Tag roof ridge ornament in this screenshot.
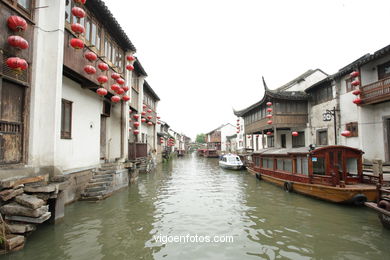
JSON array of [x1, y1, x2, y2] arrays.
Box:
[[262, 76, 269, 91]]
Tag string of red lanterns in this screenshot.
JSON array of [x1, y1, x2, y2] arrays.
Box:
[[6, 16, 29, 74], [350, 70, 362, 105]]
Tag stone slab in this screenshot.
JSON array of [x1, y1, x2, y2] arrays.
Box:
[[7, 223, 36, 234], [24, 183, 58, 193], [15, 194, 45, 209], [0, 176, 46, 189], [0, 188, 24, 202], [0, 203, 48, 218], [5, 212, 51, 224], [5, 235, 25, 251]]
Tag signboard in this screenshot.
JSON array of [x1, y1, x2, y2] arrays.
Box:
[[322, 111, 332, 121]]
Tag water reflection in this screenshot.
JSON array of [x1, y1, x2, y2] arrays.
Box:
[[3, 154, 390, 260]]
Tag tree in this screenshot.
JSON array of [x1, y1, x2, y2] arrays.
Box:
[[195, 133, 206, 143]]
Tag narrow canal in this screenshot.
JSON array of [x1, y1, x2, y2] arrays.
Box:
[[4, 154, 390, 260]]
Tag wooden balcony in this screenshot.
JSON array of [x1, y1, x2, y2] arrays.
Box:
[[128, 143, 147, 161], [360, 77, 390, 105], [245, 114, 307, 134]]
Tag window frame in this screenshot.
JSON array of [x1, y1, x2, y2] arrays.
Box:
[[346, 122, 358, 137], [317, 129, 328, 146], [61, 99, 73, 139]]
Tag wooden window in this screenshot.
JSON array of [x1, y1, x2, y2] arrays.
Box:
[[312, 157, 326, 175], [61, 99, 72, 139], [65, 0, 71, 23], [296, 157, 309, 175], [267, 136, 274, 147], [96, 28, 101, 51], [317, 129, 328, 146], [345, 77, 354, 93], [17, 0, 31, 10], [378, 61, 390, 80], [91, 22, 97, 46], [292, 132, 305, 147], [85, 18, 91, 42], [346, 122, 358, 137]]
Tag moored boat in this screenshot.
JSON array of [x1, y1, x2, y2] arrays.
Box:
[[247, 146, 378, 205], [204, 149, 219, 158], [365, 185, 390, 229], [219, 154, 244, 170]]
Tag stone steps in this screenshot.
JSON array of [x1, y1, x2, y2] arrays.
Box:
[[81, 167, 116, 201]]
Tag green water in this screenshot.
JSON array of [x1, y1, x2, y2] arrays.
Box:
[[3, 155, 390, 260]]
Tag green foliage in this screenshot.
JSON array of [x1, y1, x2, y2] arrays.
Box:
[[196, 133, 206, 143]]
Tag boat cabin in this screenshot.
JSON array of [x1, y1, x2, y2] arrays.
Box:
[[251, 146, 378, 187], [204, 149, 219, 158]]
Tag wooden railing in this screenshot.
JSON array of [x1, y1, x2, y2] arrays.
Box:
[[128, 143, 148, 160], [360, 77, 390, 105]]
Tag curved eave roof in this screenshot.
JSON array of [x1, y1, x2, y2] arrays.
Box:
[[87, 0, 136, 52], [233, 90, 308, 117]]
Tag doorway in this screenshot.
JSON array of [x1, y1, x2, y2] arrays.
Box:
[[281, 134, 286, 148], [100, 115, 107, 160]]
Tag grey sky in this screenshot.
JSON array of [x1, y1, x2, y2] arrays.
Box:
[[104, 0, 390, 139]]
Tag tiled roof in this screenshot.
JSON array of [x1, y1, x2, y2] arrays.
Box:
[[87, 0, 136, 52], [143, 81, 160, 101]]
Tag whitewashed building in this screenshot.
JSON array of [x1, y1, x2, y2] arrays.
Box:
[[205, 124, 237, 152]]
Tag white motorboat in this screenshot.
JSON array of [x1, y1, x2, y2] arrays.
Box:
[[219, 154, 244, 170]]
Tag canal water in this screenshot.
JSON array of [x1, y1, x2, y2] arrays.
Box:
[[3, 154, 390, 260]]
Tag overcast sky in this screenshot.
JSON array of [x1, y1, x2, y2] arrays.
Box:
[[105, 0, 390, 140]]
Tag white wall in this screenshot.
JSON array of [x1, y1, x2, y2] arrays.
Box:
[[308, 99, 337, 146], [286, 70, 328, 92], [221, 124, 236, 151], [57, 77, 101, 171], [106, 102, 122, 160]]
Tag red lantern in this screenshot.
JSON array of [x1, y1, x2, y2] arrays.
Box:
[[292, 131, 299, 137], [117, 78, 125, 85], [133, 114, 140, 119], [133, 130, 140, 135], [341, 130, 351, 137], [143, 104, 147, 109], [267, 120, 272, 125], [141, 118, 146, 123], [352, 89, 361, 95], [111, 73, 120, 80], [84, 65, 96, 74], [74, 0, 87, 4], [70, 38, 84, 49], [116, 88, 125, 95], [148, 122, 153, 126], [111, 95, 121, 103], [248, 136, 251, 139], [96, 88, 107, 96], [256, 135, 259, 138], [126, 65, 134, 71], [18, 59, 28, 71], [266, 102, 272, 107], [147, 116, 153, 120], [85, 51, 97, 62], [97, 75, 108, 84], [236, 131, 240, 134], [350, 71, 359, 78], [122, 86, 129, 92], [8, 36, 28, 49], [353, 98, 362, 105], [141, 111, 146, 116], [157, 121, 161, 124], [351, 80, 360, 87], [111, 84, 120, 92], [266, 114, 272, 119], [157, 116, 161, 119], [6, 57, 27, 71], [267, 132, 272, 136], [7, 16, 27, 32], [18, 38, 29, 49], [126, 55, 135, 61], [237, 119, 240, 122], [267, 108, 273, 113], [237, 127, 240, 129], [133, 122, 140, 128], [71, 7, 86, 18], [71, 23, 85, 34], [122, 95, 130, 101], [98, 63, 109, 71], [147, 109, 152, 113]]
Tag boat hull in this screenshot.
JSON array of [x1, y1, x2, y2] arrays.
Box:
[[247, 167, 377, 204], [365, 201, 390, 229], [219, 162, 243, 170]]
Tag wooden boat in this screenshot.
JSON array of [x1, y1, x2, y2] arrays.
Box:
[[219, 154, 244, 170], [247, 146, 378, 205], [197, 149, 206, 156], [204, 149, 219, 158], [365, 185, 390, 229]]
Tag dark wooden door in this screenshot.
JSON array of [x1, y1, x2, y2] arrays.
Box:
[[100, 115, 106, 159], [386, 119, 390, 162], [281, 134, 286, 148], [0, 80, 24, 164]]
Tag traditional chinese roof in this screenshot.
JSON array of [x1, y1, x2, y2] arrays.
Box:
[[253, 147, 310, 155], [233, 77, 308, 117], [206, 123, 235, 135], [305, 76, 333, 92], [87, 0, 136, 52], [143, 81, 160, 101], [276, 69, 328, 91], [134, 58, 148, 77], [333, 44, 390, 79]]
